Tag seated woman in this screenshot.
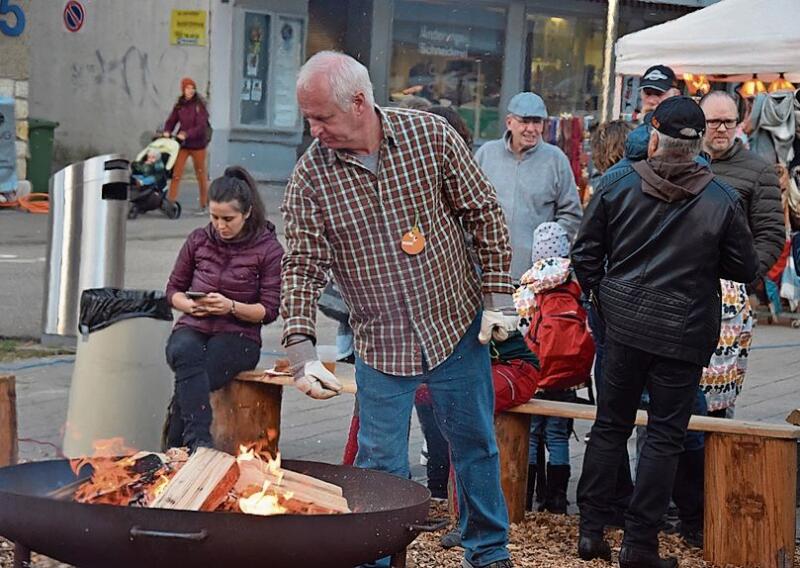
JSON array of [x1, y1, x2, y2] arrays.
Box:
[[164, 165, 284, 450]]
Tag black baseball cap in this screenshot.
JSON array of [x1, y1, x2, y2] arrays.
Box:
[[650, 96, 706, 140], [640, 65, 677, 93]]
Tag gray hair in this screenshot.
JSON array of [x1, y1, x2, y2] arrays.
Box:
[[651, 129, 702, 159], [297, 51, 375, 111]]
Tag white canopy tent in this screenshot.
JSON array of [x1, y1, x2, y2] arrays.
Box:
[[614, 0, 800, 82]]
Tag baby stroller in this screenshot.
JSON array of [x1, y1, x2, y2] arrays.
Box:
[[128, 137, 181, 219]]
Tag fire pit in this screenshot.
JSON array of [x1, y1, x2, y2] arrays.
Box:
[[0, 458, 442, 568]]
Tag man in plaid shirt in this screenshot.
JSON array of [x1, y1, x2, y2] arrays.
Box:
[[281, 51, 516, 568]]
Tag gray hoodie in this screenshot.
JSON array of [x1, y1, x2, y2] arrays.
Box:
[[475, 132, 583, 280]]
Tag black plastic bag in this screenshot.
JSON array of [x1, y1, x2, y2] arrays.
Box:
[[79, 288, 173, 335]]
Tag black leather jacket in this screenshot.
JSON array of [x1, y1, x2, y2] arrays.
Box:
[[572, 160, 759, 366]]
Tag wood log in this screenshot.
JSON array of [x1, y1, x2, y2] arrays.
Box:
[[704, 432, 797, 568], [151, 448, 238, 512], [786, 408, 800, 426], [235, 458, 349, 513], [493, 412, 531, 523], [0, 375, 18, 467], [210, 378, 282, 456]]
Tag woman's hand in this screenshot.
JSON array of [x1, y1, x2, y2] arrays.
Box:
[[196, 292, 234, 316], [162, 131, 171, 139], [177, 131, 187, 141]]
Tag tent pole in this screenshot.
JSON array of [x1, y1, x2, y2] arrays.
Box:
[[600, 0, 621, 122]]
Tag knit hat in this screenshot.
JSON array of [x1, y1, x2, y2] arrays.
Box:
[[531, 222, 570, 262], [180, 77, 197, 92]]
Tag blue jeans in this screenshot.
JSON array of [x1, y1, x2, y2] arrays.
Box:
[[355, 313, 510, 567], [528, 391, 576, 467]]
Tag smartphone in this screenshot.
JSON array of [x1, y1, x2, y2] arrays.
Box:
[[186, 291, 208, 299]]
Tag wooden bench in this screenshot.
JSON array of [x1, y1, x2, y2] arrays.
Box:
[[239, 369, 799, 568], [0, 375, 17, 467]]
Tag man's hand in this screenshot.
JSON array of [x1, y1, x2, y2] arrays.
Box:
[[286, 336, 342, 400], [479, 293, 519, 344]]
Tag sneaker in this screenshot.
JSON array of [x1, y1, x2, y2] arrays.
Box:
[[461, 559, 513, 568], [193, 207, 208, 216]]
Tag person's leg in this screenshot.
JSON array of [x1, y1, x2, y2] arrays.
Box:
[[167, 148, 189, 203], [165, 327, 213, 449], [189, 149, 209, 209], [672, 388, 707, 547], [414, 397, 450, 499], [587, 304, 606, 398], [527, 415, 544, 511], [542, 414, 572, 514], [578, 338, 648, 539], [427, 313, 509, 567], [204, 333, 261, 392], [353, 359, 418, 478], [622, 357, 702, 553]]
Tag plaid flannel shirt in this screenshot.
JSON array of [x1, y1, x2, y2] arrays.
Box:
[[281, 107, 512, 376]]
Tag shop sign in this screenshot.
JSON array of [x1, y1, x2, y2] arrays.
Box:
[[170, 10, 207, 46], [0, 0, 26, 37], [418, 26, 468, 58]]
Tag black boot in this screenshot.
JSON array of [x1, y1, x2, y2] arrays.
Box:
[[577, 535, 612, 561], [543, 464, 570, 514], [618, 545, 678, 568], [525, 464, 537, 511]]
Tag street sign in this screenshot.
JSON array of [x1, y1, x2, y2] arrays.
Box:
[[0, 0, 26, 37], [63, 0, 85, 33]]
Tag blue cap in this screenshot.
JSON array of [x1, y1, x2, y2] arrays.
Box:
[[507, 92, 548, 119]]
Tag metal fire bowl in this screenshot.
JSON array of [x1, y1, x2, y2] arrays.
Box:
[[0, 459, 431, 567]]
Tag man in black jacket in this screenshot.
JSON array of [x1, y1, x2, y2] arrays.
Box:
[[572, 97, 759, 568], [701, 90, 784, 278]]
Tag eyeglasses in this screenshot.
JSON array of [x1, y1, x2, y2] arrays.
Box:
[[511, 115, 544, 125], [706, 119, 738, 130]]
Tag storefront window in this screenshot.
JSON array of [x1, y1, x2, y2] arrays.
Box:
[[390, 1, 506, 141], [240, 12, 271, 126], [524, 14, 604, 117]]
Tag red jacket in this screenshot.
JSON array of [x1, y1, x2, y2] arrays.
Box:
[[164, 96, 209, 150], [165, 224, 284, 345]]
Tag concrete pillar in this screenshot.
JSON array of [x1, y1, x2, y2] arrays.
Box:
[[499, 1, 526, 118], [369, 0, 393, 104]]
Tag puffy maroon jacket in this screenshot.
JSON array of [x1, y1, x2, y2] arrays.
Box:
[[166, 224, 284, 345], [164, 96, 209, 150]]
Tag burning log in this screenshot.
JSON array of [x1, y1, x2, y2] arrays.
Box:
[[151, 448, 239, 512]]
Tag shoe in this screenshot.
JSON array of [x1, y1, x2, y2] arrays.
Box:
[[679, 527, 703, 549], [577, 535, 612, 562], [461, 559, 513, 568], [193, 207, 208, 216], [618, 545, 678, 568], [440, 529, 462, 549]]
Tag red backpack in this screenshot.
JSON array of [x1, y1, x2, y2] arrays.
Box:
[[524, 279, 594, 390]]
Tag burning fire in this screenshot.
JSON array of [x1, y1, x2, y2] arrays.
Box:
[[235, 445, 289, 516]]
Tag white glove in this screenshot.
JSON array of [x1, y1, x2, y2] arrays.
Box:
[[295, 360, 343, 400], [285, 336, 343, 400], [479, 293, 519, 344]]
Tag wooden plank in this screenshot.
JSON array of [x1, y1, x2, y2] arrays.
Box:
[[0, 375, 17, 467], [494, 412, 531, 524], [151, 448, 238, 512], [238, 370, 358, 396], [505, 400, 800, 440], [210, 379, 282, 455], [704, 433, 797, 568]]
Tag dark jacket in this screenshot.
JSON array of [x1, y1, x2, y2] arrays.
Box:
[[571, 159, 759, 366], [166, 224, 284, 345], [164, 96, 209, 150], [708, 139, 784, 278]]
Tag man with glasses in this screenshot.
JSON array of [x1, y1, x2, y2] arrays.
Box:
[[475, 91, 582, 281], [700, 90, 784, 278]]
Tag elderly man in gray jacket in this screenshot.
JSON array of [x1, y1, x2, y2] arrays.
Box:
[[475, 92, 583, 281]]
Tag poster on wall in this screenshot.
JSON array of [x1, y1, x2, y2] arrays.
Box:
[[0, 98, 18, 193], [271, 16, 304, 129], [240, 12, 270, 125], [620, 76, 641, 118], [170, 10, 207, 46]]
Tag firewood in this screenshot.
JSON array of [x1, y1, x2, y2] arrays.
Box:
[[235, 459, 349, 513], [787, 408, 800, 426], [151, 448, 239, 512], [279, 468, 343, 497]]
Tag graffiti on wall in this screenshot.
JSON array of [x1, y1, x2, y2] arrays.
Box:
[[70, 46, 191, 111], [0, 0, 26, 37]]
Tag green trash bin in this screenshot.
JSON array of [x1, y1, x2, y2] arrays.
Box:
[[27, 118, 59, 194]]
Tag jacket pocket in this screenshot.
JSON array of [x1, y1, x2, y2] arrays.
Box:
[[599, 278, 690, 344]]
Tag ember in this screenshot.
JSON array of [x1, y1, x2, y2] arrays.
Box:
[[66, 440, 349, 516]]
